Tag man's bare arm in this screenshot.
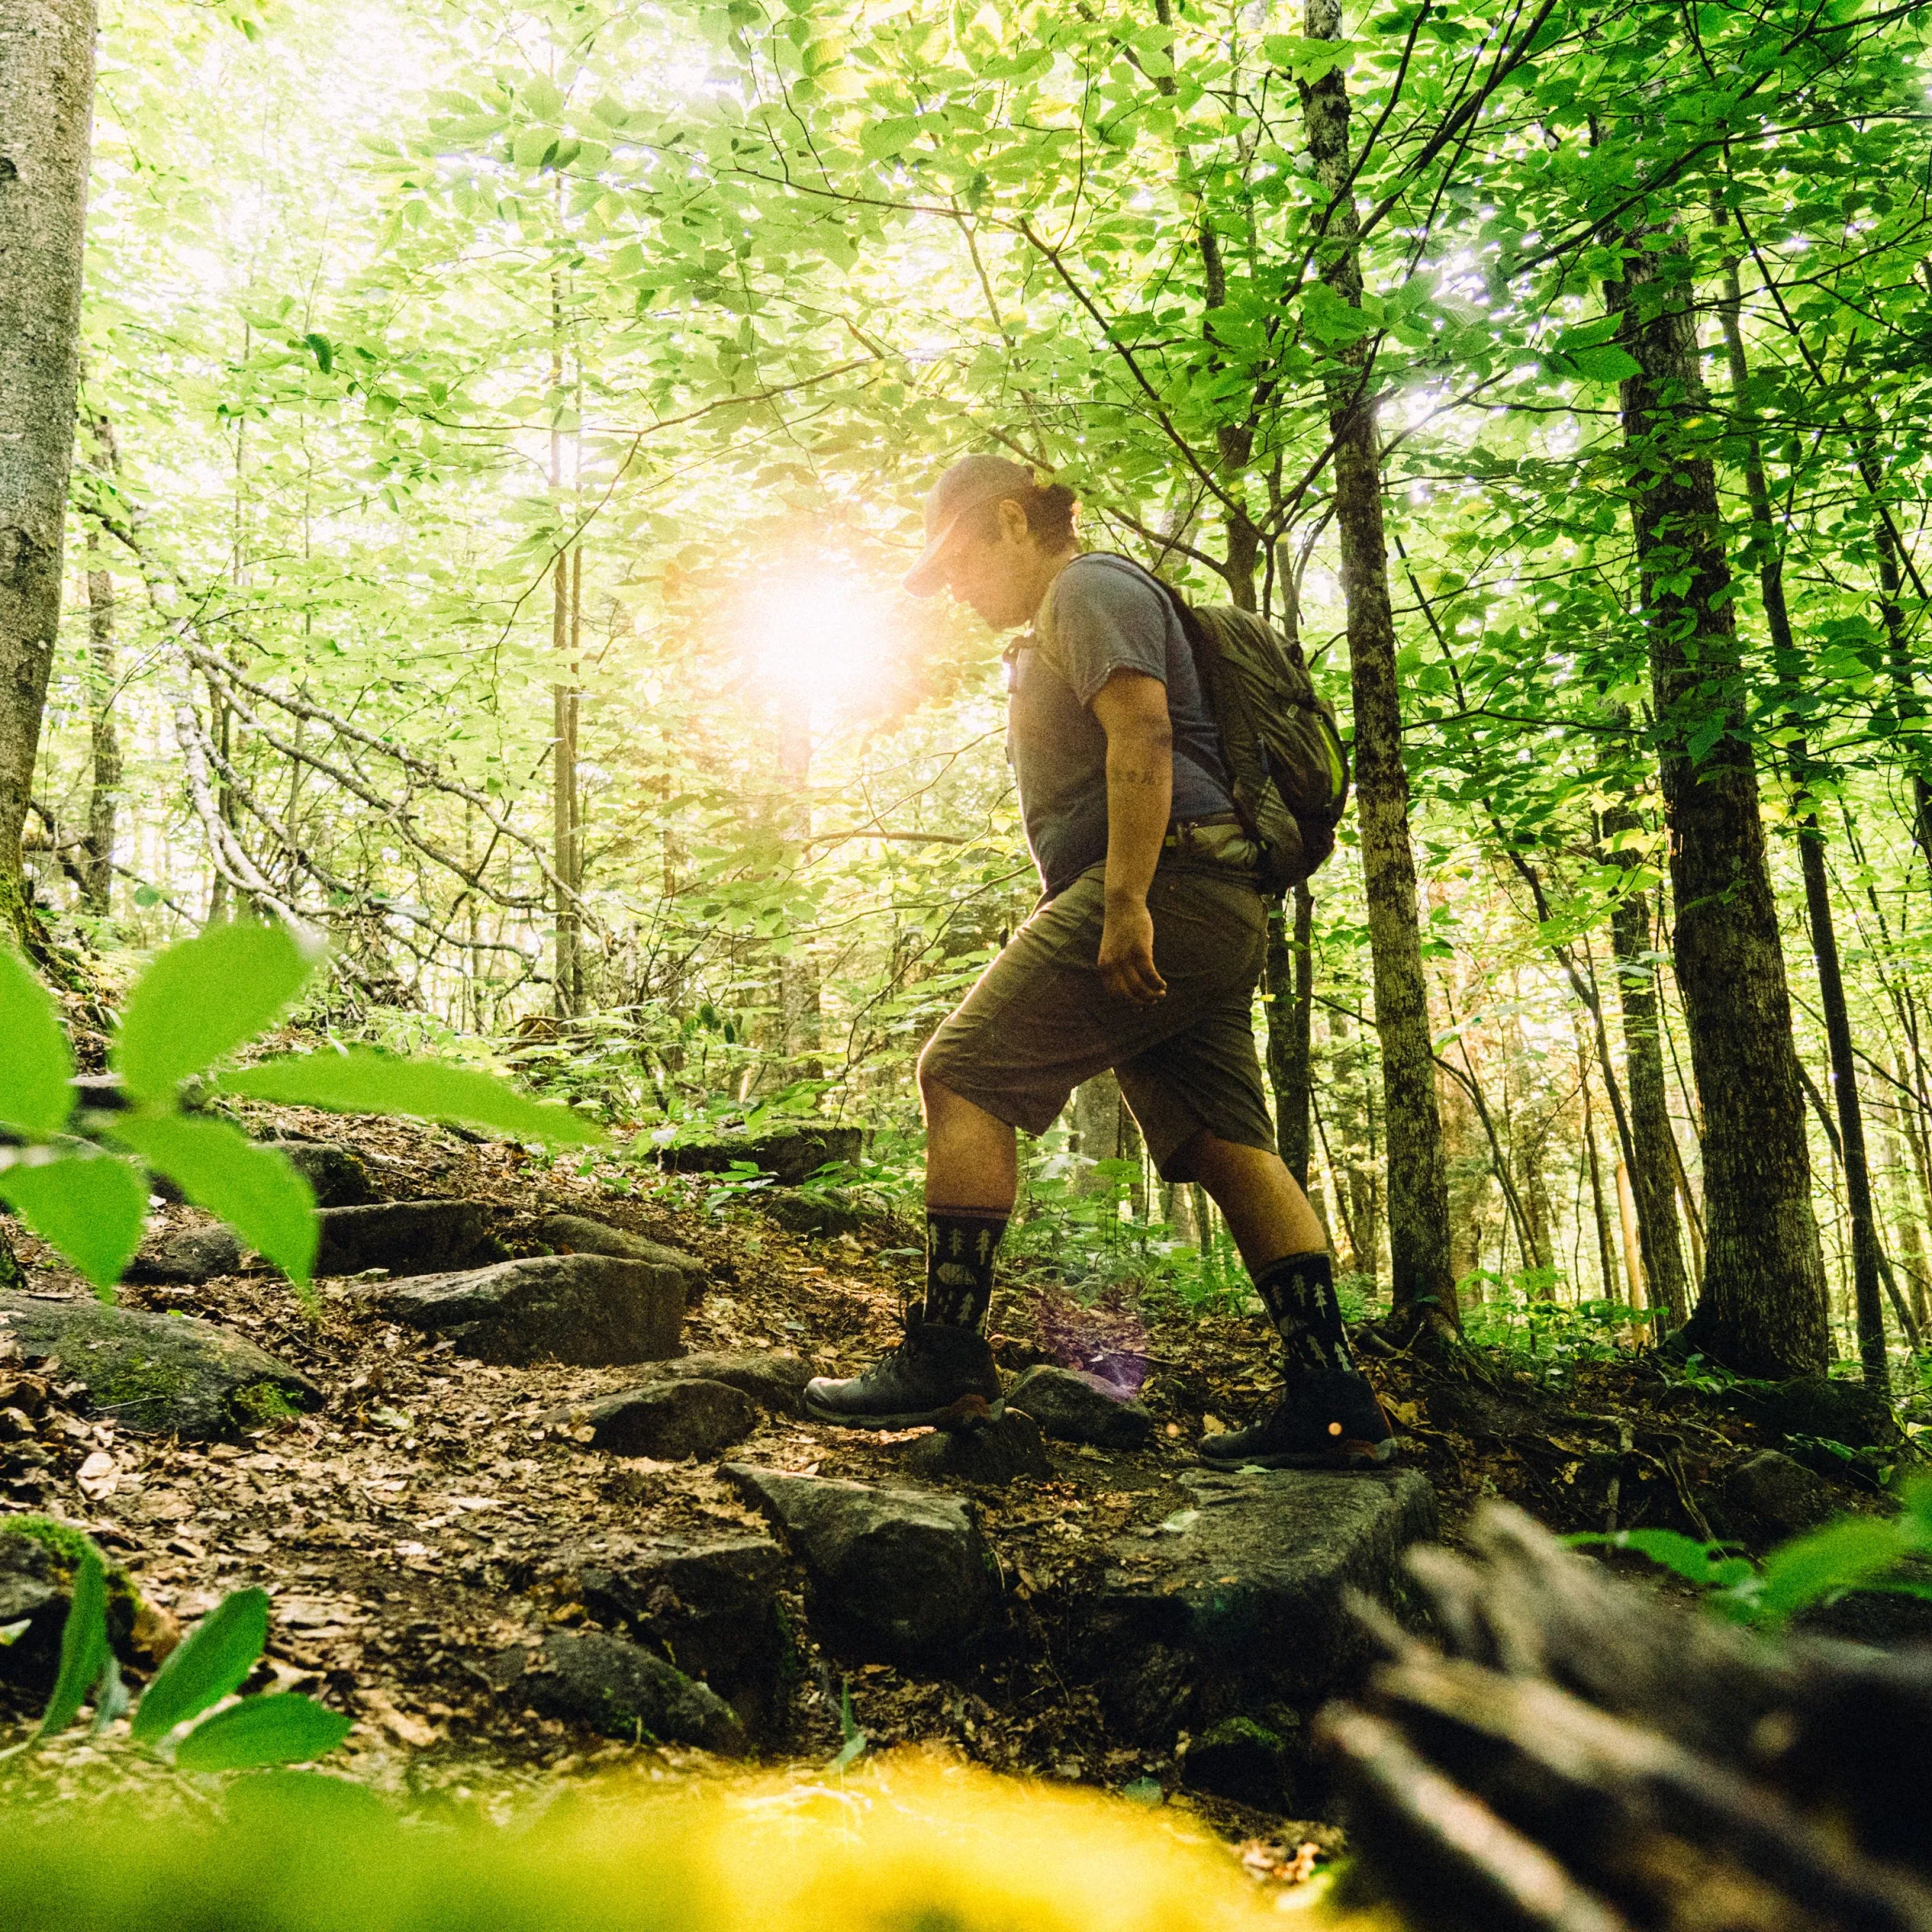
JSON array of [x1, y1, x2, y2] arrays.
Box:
[[1090, 668, 1172, 1006]]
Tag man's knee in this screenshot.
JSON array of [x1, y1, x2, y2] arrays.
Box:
[[916, 1047, 956, 1121]]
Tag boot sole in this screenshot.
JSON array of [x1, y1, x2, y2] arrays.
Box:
[[1196, 1436, 1398, 1472], [803, 1393, 1005, 1433]]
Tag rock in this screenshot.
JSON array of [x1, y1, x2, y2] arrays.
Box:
[[902, 1407, 1054, 1485], [255, 1141, 379, 1209], [373, 1254, 684, 1366], [1722, 1450, 1839, 1547], [0, 1292, 320, 1438], [1080, 1468, 1438, 1748], [123, 1224, 242, 1286], [1716, 1375, 1901, 1450], [757, 1188, 869, 1239], [543, 1379, 760, 1459], [724, 1464, 999, 1664], [657, 1126, 862, 1187], [1007, 1364, 1154, 1450], [534, 1214, 705, 1290], [500, 1629, 748, 1754], [1184, 1711, 1303, 1810], [67, 1073, 127, 1115], [639, 1352, 814, 1417], [0, 1517, 154, 1694], [576, 1534, 788, 1734], [314, 1200, 506, 1278]]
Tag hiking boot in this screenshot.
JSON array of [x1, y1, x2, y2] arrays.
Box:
[[804, 1317, 1004, 1430], [1197, 1372, 1397, 1471]]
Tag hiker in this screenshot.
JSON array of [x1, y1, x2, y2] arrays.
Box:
[[804, 455, 1394, 1470]]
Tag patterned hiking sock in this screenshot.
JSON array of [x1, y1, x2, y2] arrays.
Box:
[[923, 1206, 1009, 1331], [1252, 1250, 1356, 1374]]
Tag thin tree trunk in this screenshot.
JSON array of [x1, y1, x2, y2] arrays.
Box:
[[1605, 229, 1828, 1377], [1715, 254, 1886, 1392], [1298, 0, 1455, 1331], [1600, 804, 1693, 1325], [81, 518, 118, 917], [1265, 885, 1316, 1187], [0, 0, 97, 943], [1615, 1160, 1645, 1312], [1583, 1070, 1620, 1302]]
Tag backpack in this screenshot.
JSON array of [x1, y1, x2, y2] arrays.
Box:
[[1099, 556, 1352, 897]]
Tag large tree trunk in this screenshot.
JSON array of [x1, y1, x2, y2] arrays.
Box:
[[0, 0, 96, 943], [1264, 885, 1315, 1187], [1606, 233, 1828, 1377], [1298, 0, 1455, 1331], [1600, 804, 1693, 1326]]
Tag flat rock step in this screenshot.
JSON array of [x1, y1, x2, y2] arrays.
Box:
[[255, 1140, 380, 1210], [1080, 1465, 1438, 1806], [0, 1291, 319, 1439], [533, 1214, 705, 1289], [315, 1200, 505, 1279], [637, 1351, 815, 1416], [725, 1464, 999, 1665], [373, 1253, 685, 1366], [656, 1126, 861, 1186], [1007, 1364, 1153, 1449], [543, 1378, 760, 1459], [493, 1629, 747, 1755], [123, 1223, 242, 1286]]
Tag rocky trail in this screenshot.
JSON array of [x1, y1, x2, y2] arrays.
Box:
[[0, 1096, 1917, 1842]]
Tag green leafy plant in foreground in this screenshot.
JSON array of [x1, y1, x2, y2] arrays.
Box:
[[1571, 1475, 1932, 1628], [0, 921, 602, 1298], [6, 1538, 349, 1771]]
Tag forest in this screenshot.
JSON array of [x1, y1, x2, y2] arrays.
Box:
[[3, 0, 1932, 1926]]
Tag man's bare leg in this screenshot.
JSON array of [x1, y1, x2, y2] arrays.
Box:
[[921, 1072, 1018, 1214], [1183, 1133, 1325, 1269]]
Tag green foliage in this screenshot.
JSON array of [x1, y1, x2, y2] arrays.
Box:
[[17, 1547, 349, 1772], [0, 927, 601, 1298], [1571, 1476, 1932, 1629], [1459, 1277, 1650, 1375]]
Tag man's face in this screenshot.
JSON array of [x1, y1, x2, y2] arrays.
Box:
[[939, 503, 1038, 630]]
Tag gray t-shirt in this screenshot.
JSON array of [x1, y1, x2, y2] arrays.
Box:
[[1007, 554, 1235, 898]]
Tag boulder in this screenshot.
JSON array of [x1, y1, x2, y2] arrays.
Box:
[[533, 1214, 705, 1291], [0, 1292, 319, 1438], [902, 1407, 1054, 1485], [1007, 1364, 1154, 1450], [576, 1533, 788, 1735], [498, 1629, 748, 1754], [1080, 1467, 1438, 1748], [757, 1188, 869, 1240], [638, 1352, 814, 1417], [0, 1517, 169, 1694], [314, 1200, 506, 1279], [724, 1464, 999, 1664], [544, 1379, 760, 1459], [374, 1254, 684, 1366], [123, 1224, 242, 1286], [657, 1126, 862, 1187], [255, 1141, 379, 1210], [1722, 1450, 1839, 1547]]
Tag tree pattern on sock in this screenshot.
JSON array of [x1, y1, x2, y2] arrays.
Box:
[[1253, 1251, 1355, 1374], [923, 1207, 1008, 1330]]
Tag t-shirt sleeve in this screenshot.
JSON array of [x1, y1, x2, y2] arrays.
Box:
[[1047, 561, 1171, 707]]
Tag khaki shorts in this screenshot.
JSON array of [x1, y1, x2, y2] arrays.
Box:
[[919, 857, 1276, 1181]]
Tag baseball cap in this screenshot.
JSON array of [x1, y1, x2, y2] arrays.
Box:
[[902, 453, 1040, 597]]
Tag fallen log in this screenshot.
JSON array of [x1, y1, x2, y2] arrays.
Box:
[[1319, 1503, 1932, 1932]]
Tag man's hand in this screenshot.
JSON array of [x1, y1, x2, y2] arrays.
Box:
[[1099, 895, 1166, 1005]]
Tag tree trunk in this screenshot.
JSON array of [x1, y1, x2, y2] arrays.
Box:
[[1715, 254, 1885, 1390], [1600, 804, 1693, 1326], [1264, 885, 1315, 1187], [1071, 1071, 1125, 1196], [1605, 231, 1828, 1377], [1582, 1073, 1620, 1302], [0, 0, 96, 943], [80, 518, 118, 917], [1298, 0, 1455, 1331]]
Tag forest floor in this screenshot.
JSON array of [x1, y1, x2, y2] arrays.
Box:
[[0, 1093, 1915, 1852]]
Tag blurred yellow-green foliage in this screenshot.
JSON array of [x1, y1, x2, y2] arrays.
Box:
[[0, 1757, 1342, 1931]]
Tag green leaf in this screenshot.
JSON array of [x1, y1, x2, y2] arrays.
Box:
[[37, 1545, 107, 1739], [512, 125, 559, 168], [1567, 344, 1642, 382], [1750, 1517, 1904, 1626], [0, 947, 74, 1137], [303, 332, 333, 374], [0, 1155, 149, 1293], [111, 1117, 317, 1288], [173, 1693, 353, 1772], [113, 921, 324, 1106], [217, 1048, 604, 1146], [131, 1587, 269, 1745]]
